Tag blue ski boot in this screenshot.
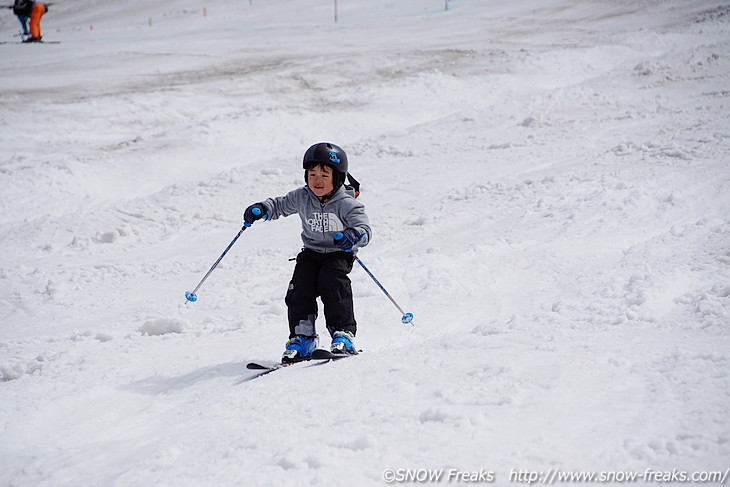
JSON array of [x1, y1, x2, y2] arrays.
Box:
[[330, 331, 357, 355], [282, 335, 317, 363]]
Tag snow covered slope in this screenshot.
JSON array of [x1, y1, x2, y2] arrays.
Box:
[[1, 0, 729, 485]]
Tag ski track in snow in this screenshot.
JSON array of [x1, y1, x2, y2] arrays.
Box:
[[1, 0, 729, 485]]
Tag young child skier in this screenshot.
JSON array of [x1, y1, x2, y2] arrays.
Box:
[[243, 142, 370, 363]]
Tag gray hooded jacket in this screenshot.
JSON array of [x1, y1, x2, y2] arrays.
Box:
[[261, 186, 371, 254]]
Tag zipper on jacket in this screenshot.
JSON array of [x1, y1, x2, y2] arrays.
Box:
[[319, 202, 328, 250]]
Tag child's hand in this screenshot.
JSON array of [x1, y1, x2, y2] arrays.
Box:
[[243, 203, 266, 227], [333, 228, 361, 252]]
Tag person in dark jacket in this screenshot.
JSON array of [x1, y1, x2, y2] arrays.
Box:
[[12, 0, 32, 36]]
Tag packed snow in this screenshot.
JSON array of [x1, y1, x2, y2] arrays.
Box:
[[1, 0, 729, 485]]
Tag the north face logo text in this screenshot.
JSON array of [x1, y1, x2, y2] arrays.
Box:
[[307, 212, 344, 233]]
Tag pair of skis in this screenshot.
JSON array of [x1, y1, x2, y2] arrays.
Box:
[[0, 40, 60, 44], [1, 32, 60, 44], [245, 349, 354, 380]]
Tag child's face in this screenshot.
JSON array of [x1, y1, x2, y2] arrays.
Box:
[[307, 164, 334, 197]]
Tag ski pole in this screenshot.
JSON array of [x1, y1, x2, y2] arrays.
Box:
[[353, 256, 413, 324], [184, 223, 249, 304], [352, 254, 414, 324], [333, 232, 413, 324]]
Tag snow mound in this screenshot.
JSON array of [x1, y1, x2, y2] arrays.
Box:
[[138, 318, 188, 336]]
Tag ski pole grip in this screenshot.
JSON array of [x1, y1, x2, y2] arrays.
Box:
[[244, 206, 264, 227], [334, 232, 344, 241]]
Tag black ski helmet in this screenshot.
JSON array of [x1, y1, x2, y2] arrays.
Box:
[[302, 142, 348, 189]]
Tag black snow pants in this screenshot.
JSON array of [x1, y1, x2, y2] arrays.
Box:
[[285, 248, 356, 339]]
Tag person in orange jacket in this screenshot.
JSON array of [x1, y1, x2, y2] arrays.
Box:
[[26, 2, 48, 42]]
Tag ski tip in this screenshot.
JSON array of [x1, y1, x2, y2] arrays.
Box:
[[311, 349, 359, 360]]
